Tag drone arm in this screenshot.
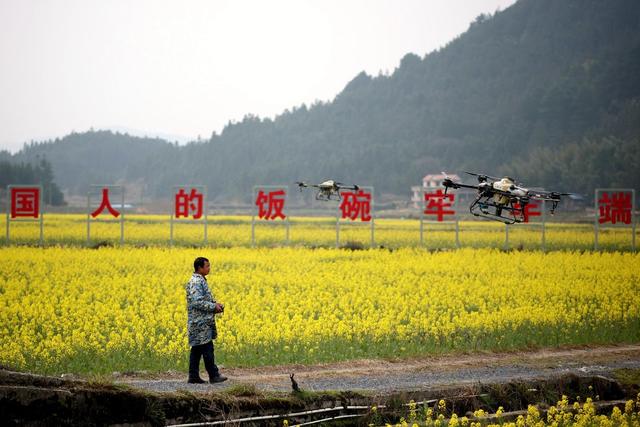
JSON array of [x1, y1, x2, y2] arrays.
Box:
[[443, 179, 480, 195], [296, 181, 324, 188], [335, 183, 359, 191], [456, 183, 482, 190], [527, 191, 562, 203], [443, 181, 479, 191], [524, 190, 564, 215]]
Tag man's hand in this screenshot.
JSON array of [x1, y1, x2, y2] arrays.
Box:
[[214, 303, 225, 313]]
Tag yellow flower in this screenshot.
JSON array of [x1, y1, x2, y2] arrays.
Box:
[[625, 399, 634, 415], [1, 243, 638, 375]]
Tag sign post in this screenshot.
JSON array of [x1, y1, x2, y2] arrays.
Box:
[[420, 188, 458, 248], [336, 186, 374, 248], [252, 185, 290, 247], [505, 200, 546, 251], [87, 185, 125, 245], [595, 189, 635, 252], [6, 185, 44, 245], [171, 186, 208, 246]]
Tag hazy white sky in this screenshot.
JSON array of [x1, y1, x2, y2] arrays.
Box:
[[0, 0, 516, 152]]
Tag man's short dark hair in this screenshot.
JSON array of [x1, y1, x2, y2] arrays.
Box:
[[194, 257, 209, 272]]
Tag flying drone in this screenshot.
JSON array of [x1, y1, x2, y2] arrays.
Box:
[[296, 180, 359, 201], [442, 171, 572, 224]]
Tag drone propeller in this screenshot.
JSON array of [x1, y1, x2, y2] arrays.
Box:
[[529, 189, 578, 200], [464, 171, 502, 182], [549, 191, 584, 201], [440, 171, 456, 183], [440, 172, 453, 191]]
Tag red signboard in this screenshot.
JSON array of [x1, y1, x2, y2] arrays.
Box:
[[339, 190, 372, 222], [598, 191, 632, 225], [10, 187, 40, 218], [514, 201, 542, 223], [424, 190, 455, 222], [175, 188, 204, 219], [255, 189, 286, 220], [91, 188, 120, 218]]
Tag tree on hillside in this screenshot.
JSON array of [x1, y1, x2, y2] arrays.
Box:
[[0, 157, 66, 206]]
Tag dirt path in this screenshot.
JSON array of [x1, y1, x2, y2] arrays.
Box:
[[119, 344, 640, 394]]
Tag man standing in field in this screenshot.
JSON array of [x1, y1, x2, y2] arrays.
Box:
[[186, 256, 227, 384]]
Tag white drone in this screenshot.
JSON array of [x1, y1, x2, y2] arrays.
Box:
[[296, 180, 360, 201]]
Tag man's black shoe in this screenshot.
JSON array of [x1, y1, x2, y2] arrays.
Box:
[[188, 377, 206, 384], [210, 375, 228, 383]]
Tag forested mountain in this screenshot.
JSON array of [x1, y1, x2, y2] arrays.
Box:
[[5, 0, 640, 201]]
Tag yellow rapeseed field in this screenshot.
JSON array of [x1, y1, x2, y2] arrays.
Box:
[[374, 395, 640, 427], [0, 213, 636, 251], [0, 246, 638, 374]]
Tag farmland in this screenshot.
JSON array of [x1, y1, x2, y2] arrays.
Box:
[[0, 213, 637, 251], [1, 243, 638, 375]]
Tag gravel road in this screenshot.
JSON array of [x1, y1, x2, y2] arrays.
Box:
[[117, 344, 640, 394]]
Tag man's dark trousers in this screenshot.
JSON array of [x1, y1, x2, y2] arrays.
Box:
[[189, 341, 220, 380]]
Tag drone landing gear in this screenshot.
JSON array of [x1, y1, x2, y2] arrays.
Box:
[[316, 192, 342, 202], [470, 196, 524, 224]]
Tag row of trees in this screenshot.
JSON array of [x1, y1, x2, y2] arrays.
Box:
[[0, 158, 65, 206]]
